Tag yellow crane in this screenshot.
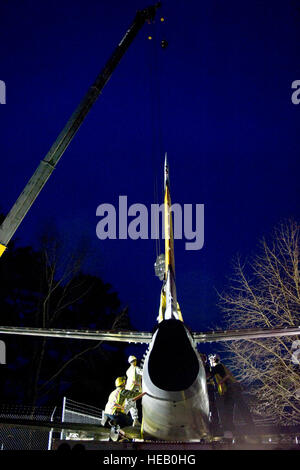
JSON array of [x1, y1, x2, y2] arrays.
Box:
[[0, 2, 161, 258]]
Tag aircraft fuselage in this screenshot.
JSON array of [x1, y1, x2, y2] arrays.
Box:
[[142, 319, 210, 441]]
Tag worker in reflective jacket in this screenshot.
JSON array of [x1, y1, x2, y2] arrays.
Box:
[[125, 356, 143, 425], [125, 355, 143, 392], [103, 376, 145, 428], [199, 352, 221, 435], [208, 354, 255, 440]]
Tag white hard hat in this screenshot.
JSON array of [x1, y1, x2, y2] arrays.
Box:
[[128, 355, 137, 364], [208, 353, 220, 364]]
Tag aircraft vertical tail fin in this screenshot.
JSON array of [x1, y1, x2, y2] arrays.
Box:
[[158, 154, 183, 323]]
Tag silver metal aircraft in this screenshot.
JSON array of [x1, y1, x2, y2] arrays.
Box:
[[0, 156, 299, 442], [0, 3, 298, 441]]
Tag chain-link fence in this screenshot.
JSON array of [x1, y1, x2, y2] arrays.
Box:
[[0, 398, 104, 449], [60, 397, 103, 441], [0, 403, 59, 450]]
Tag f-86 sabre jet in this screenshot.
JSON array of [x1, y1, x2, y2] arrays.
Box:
[[0, 156, 299, 442]]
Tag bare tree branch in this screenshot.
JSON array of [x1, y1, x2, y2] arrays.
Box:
[[38, 308, 128, 393], [219, 220, 300, 424]]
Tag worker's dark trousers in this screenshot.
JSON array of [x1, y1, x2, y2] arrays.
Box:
[[105, 413, 133, 428], [221, 384, 254, 434], [207, 386, 221, 434]]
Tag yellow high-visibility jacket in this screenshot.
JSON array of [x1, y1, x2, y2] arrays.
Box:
[[104, 387, 139, 415], [213, 364, 237, 396], [125, 364, 143, 392]]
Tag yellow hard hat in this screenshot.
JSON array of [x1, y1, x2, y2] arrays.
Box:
[[115, 376, 126, 387]]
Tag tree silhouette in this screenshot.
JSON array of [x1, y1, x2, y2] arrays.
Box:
[[219, 220, 300, 424], [0, 223, 132, 409]]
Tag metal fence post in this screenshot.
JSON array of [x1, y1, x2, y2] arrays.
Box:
[[60, 397, 66, 440], [47, 406, 57, 450]]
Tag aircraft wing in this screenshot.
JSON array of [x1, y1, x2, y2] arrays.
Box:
[[0, 326, 152, 343], [0, 325, 299, 343]]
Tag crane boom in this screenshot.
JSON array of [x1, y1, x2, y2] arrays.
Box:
[[0, 2, 161, 257]]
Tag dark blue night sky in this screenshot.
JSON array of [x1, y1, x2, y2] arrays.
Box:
[[0, 0, 299, 336]]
